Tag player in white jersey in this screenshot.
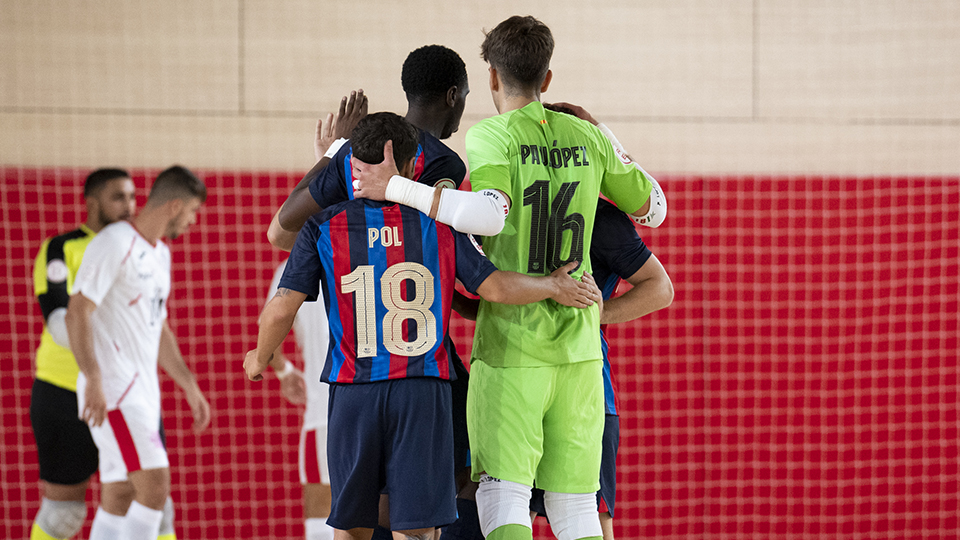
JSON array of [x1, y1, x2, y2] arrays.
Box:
[[66, 165, 211, 540], [264, 259, 334, 540]]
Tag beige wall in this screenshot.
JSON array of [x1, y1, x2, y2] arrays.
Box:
[[1, 0, 957, 176]]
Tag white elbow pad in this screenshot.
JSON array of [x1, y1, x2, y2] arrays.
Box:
[[631, 173, 666, 228], [47, 308, 71, 350], [436, 189, 508, 236]]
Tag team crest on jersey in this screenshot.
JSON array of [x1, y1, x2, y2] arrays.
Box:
[[46, 259, 68, 283], [432, 178, 457, 190]]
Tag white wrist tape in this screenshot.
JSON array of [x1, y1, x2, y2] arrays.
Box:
[[323, 137, 348, 159], [597, 123, 631, 164], [630, 173, 666, 228], [436, 189, 508, 236], [384, 175, 436, 215], [276, 360, 296, 379]]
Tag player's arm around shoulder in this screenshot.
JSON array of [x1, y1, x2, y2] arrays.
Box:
[[475, 261, 601, 308], [601, 254, 673, 325]]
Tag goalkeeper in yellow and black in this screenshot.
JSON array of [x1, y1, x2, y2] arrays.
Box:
[[29, 168, 176, 540]]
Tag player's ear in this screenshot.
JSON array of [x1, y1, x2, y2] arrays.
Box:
[[446, 85, 458, 108], [166, 198, 184, 216], [540, 69, 553, 94], [398, 157, 417, 178], [488, 66, 499, 93]]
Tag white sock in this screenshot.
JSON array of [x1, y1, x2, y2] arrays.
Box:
[[89, 507, 125, 540], [305, 517, 335, 540], [120, 501, 163, 540]]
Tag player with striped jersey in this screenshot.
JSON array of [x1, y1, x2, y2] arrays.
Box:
[[245, 112, 600, 540]]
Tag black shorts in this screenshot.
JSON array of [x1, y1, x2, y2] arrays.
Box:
[[450, 348, 470, 471], [30, 379, 99, 485], [327, 378, 457, 531], [530, 413, 620, 518]]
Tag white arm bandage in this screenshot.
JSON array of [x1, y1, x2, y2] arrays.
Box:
[[385, 176, 508, 236], [323, 137, 348, 159], [47, 307, 71, 350], [436, 188, 508, 236], [384, 175, 437, 215], [597, 123, 667, 228]]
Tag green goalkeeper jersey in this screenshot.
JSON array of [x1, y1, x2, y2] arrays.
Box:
[[466, 101, 654, 367]]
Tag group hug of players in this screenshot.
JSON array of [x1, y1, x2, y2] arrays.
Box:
[[29, 15, 672, 540]]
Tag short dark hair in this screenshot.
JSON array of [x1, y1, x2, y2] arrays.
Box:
[[147, 165, 207, 205], [401, 45, 468, 105], [84, 168, 130, 198], [350, 112, 420, 167], [481, 15, 554, 92]]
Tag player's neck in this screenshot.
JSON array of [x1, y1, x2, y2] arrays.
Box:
[[84, 219, 105, 234], [404, 107, 444, 139], [497, 94, 540, 114], [132, 210, 165, 246]]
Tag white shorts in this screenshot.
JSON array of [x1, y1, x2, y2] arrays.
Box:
[[83, 392, 168, 484], [299, 380, 329, 485]]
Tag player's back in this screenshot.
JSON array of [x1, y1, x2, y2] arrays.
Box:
[[283, 199, 495, 385], [466, 102, 651, 367]]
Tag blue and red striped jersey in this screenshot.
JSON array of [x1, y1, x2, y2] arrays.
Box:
[[281, 200, 496, 384], [591, 198, 653, 416], [309, 128, 466, 208]]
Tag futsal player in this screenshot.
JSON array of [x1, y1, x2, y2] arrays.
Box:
[[268, 44, 485, 251], [29, 169, 138, 540], [264, 259, 336, 540], [464, 16, 661, 540], [66, 166, 211, 540], [266, 44, 494, 538], [29, 169, 183, 540], [244, 112, 600, 540]]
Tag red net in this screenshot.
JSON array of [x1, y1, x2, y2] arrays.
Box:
[[2, 168, 958, 539]]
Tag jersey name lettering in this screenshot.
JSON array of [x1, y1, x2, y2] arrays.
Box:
[[368, 226, 404, 249], [519, 142, 590, 169]]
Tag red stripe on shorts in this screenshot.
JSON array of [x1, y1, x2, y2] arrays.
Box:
[[107, 409, 142, 473], [598, 496, 609, 514], [304, 429, 321, 484]]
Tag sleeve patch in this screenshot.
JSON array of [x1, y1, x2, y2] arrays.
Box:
[[46, 259, 68, 283]]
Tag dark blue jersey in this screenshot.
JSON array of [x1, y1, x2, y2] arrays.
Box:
[[591, 198, 653, 415], [282, 200, 496, 384], [309, 128, 467, 208]]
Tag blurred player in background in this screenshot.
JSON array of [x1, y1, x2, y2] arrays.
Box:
[[263, 259, 335, 540], [66, 166, 211, 540], [29, 169, 182, 540], [246, 112, 600, 540]]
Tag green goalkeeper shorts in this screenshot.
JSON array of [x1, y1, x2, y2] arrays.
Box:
[[466, 359, 604, 493]]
